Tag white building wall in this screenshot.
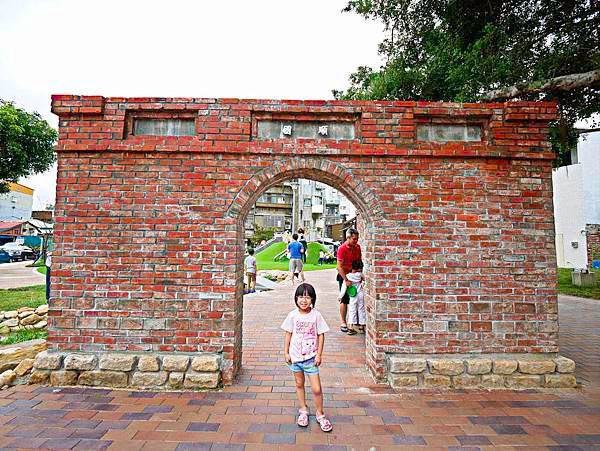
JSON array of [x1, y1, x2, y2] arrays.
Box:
[[0, 187, 33, 221], [552, 131, 600, 268], [580, 132, 600, 224]]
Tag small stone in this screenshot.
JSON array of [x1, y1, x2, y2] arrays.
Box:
[[50, 370, 78, 386], [17, 307, 34, 314], [21, 314, 42, 326], [34, 351, 62, 371], [518, 360, 556, 375], [466, 359, 492, 375], [28, 370, 50, 384], [492, 360, 518, 375], [0, 319, 18, 328], [35, 305, 49, 315], [14, 358, 34, 376], [99, 354, 137, 372], [184, 372, 220, 389], [389, 357, 427, 373], [0, 370, 16, 386], [168, 372, 184, 389], [162, 355, 190, 372], [554, 356, 575, 373], [423, 374, 451, 388], [390, 374, 418, 388], [428, 359, 464, 376], [137, 356, 160, 372], [18, 310, 35, 319], [64, 354, 97, 371], [78, 371, 128, 388], [544, 374, 577, 388], [191, 354, 220, 372], [33, 320, 47, 329], [453, 374, 480, 388], [505, 375, 542, 389], [481, 374, 505, 388], [4, 311, 17, 319], [131, 372, 168, 387], [0, 326, 9, 335]]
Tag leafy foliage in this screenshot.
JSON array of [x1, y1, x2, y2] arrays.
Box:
[[335, 0, 600, 161], [248, 223, 278, 248], [0, 100, 57, 193]]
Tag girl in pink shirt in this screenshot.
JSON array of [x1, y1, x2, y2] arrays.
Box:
[[281, 283, 333, 432]]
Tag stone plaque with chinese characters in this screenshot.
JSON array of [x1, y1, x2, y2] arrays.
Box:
[[256, 121, 355, 140]]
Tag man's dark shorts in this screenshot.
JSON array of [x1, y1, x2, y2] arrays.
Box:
[[337, 274, 350, 304]]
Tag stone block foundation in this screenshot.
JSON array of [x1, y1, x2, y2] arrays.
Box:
[[32, 351, 222, 390], [388, 354, 576, 389]]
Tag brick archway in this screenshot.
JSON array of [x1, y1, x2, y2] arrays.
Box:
[[39, 95, 576, 391], [226, 157, 385, 382], [226, 157, 384, 222]]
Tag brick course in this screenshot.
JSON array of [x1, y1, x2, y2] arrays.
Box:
[[50, 95, 559, 385]]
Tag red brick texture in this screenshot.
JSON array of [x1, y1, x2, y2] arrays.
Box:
[[50, 95, 559, 384], [586, 224, 600, 266]]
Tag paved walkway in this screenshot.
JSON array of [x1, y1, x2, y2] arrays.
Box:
[[558, 294, 600, 387], [0, 261, 46, 289], [0, 269, 599, 449]]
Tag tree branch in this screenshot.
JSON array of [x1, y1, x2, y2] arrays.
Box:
[[483, 70, 600, 100]]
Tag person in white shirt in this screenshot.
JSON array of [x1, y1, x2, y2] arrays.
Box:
[[281, 283, 333, 432], [338, 260, 365, 335], [244, 248, 257, 294]]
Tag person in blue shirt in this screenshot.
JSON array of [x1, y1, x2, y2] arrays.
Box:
[[288, 233, 305, 285]]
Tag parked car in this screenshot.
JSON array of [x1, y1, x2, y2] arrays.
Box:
[[0, 250, 10, 264], [0, 242, 36, 261]]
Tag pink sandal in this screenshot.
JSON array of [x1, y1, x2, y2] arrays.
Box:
[[316, 414, 333, 432], [297, 409, 309, 427]]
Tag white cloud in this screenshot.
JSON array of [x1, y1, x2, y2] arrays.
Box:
[[0, 0, 384, 209]]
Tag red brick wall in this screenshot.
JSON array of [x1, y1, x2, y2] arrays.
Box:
[[587, 224, 600, 266], [50, 95, 559, 382]]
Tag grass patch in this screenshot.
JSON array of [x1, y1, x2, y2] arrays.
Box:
[[0, 328, 47, 345], [0, 285, 46, 311], [37, 266, 47, 275], [557, 268, 600, 299], [254, 242, 337, 271]]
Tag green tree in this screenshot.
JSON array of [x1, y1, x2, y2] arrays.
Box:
[[249, 223, 277, 247], [335, 0, 600, 164], [0, 100, 57, 193]]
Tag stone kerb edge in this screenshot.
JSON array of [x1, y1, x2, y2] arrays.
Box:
[[387, 354, 576, 389], [32, 351, 222, 390]]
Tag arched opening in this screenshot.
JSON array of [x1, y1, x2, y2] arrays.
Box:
[[225, 158, 385, 383]]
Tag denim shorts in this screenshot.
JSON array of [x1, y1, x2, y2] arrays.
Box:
[[287, 357, 319, 375]]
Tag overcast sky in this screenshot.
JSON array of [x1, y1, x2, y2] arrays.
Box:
[[0, 0, 384, 209]]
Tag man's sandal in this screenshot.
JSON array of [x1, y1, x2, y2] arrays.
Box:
[[316, 414, 333, 432], [340, 325, 348, 333], [346, 328, 357, 335], [297, 409, 309, 427]]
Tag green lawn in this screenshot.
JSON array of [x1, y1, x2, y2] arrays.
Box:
[[557, 268, 600, 299], [254, 242, 337, 271], [0, 285, 47, 311], [37, 266, 47, 275], [1, 329, 47, 345]]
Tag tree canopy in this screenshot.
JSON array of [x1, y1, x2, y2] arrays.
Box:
[[0, 100, 57, 194], [335, 0, 600, 162]]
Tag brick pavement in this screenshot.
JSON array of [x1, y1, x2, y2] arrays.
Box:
[[558, 294, 600, 387], [0, 269, 599, 450]]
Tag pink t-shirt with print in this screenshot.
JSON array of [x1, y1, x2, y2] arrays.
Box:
[[281, 308, 330, 363]]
